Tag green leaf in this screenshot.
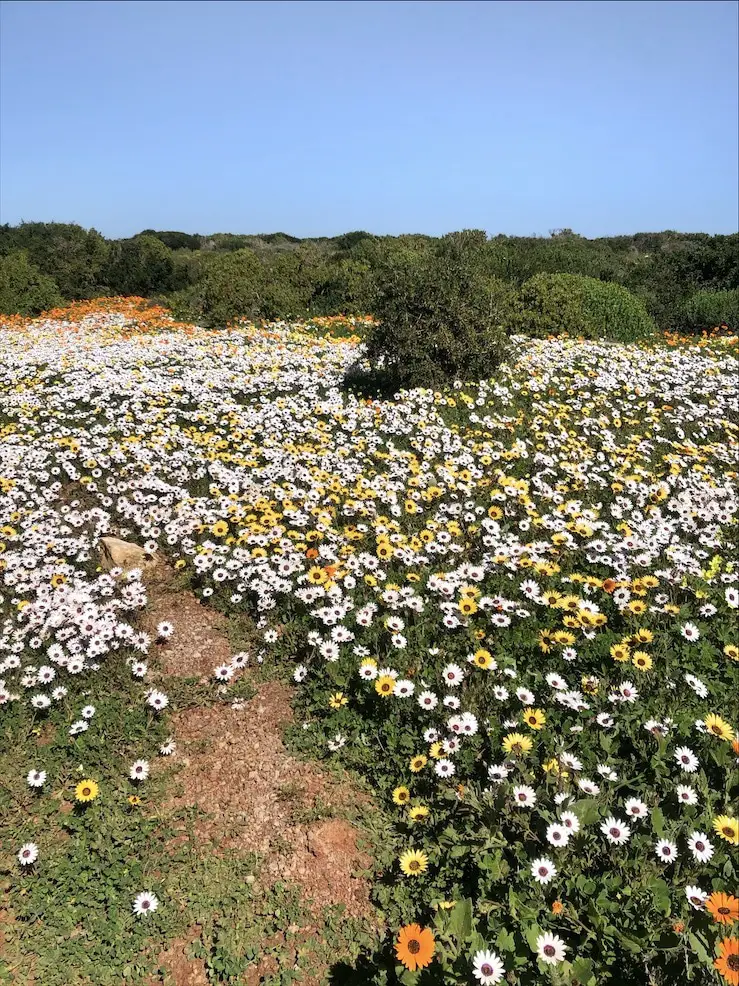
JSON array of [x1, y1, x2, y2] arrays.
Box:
[[524, 923, 543, 952], [398, 966, 420, 985], [688, 932, 711, 965], [573, 798, 601, 826], [651, 878, 671, 915], [651, 806, 665, 837], [571, 956, 597, 986], [448, 897, 473, 941]]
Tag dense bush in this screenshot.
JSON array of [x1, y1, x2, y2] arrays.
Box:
[[0, 251, 62, 315], [679, 288, 739, 333], [517, 272, 656, 342], [0, 222, 109, 299], [198, 249, 264, 325], [1, 221, 736, 336], [103, 235, 178, 297], [362, 230, 512, 389]]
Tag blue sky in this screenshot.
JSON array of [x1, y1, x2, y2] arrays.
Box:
[[1, 0, 737, 238]]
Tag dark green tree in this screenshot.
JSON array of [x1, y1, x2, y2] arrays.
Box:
[[0, 251, 62, 315], [198, 249, 265, 325], [104, 235, 177, 296], [362, 230, 513, 389]]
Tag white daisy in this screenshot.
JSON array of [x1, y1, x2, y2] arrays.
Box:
[[530, 857, 556, 884], [132, 890, 159, 917], [654, 839, 678, 863], [684, 885, 708, 909], [129, 759, 150, 781], [472, 949, 505, 984], [536, 932, 568, 965], [600, 816, 631, 845], [18, 842, 39, 866], [687, 832, 714, 863], [512, 785, 537, 807], [546, 823, 570, 847]]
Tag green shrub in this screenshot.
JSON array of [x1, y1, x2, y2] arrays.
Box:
[[103, 234, 178, 296], [0, 250, 62, 315], [310, 259, 373, 316], [517, 272, 656, 342], [199, 249, 264, 326], [679, 288, 739, 333], [361, 230, 512, 390]]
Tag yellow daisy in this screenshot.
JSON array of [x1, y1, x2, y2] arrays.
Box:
[[705, 715, 735, 741], [713, 815, 739, 845], [522, 708, 546, 730], [399, 849, 428, 877], [502, 732, 533, 756], [75, 779, 99, 803], [375, 675, 396, 698]]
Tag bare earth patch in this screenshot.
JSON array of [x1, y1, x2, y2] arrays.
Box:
[[171, 685, 372, 918], [140, 565, 232, 679], [141, 567, 375, 983]]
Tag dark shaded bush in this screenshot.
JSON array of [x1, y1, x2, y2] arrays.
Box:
[[104, 235, 177, 296], [361, 230, 512, 389], [198, 249, 264, 325], [516, 272, 656, 342], [260, 247, 325, 320], [0, 222, 109, 299], [137, 229, 202, 251], [310, 259, 373, 316], [0, 251, 62, 315], [678, 289, 739, 333]]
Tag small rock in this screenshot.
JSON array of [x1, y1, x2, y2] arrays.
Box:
[[99, 536, 154, 571]]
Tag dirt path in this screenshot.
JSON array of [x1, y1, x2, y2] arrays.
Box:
[[140, 565, 375, 985]]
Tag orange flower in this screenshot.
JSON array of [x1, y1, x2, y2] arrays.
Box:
[[602, 578, 617, 594], [552, 900, 564, 915], [395, 924, 435, 972], [715, 937, 739, 985], [707, 893, 739, 925]]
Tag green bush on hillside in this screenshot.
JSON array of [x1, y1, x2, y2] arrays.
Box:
[[679, 288, 739, 333], [362, 229, 512, 390], [199, 249, 264, 326], [517, 272, 656, 342], [0, 251, 62, 316]]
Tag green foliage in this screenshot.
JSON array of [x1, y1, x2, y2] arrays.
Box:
[[260, 247, 326, 320], [679, 288, 739, 333], [310, 259, 374, 315], [103, 235, 177, 297], [0, 251, 62, 315], [0, 640, 379, 985], [136, 229, 202, 251], [1, 221, 737, 341], [199, 248, 264, 325], [0, 222, 109, 299], [362, 230, 512, 389], [517, 272, 656, 341]]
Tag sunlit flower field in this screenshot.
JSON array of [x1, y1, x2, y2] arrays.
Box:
[[1, 299, 737, 985]]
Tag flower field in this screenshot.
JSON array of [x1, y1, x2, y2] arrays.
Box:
[[1, 299, 738, 985]]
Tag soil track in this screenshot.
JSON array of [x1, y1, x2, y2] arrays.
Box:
[[140, 565, 375, 984]]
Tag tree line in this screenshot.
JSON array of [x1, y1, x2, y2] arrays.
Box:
[[0, 221, 737, 336]]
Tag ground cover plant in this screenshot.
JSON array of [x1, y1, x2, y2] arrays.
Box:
[[0, 299, 737, 985]]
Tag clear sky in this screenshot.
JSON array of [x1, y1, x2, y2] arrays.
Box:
[[1, 0, 737, 239]]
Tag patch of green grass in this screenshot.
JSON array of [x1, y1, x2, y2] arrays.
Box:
[[0, 647, 382, 985]]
